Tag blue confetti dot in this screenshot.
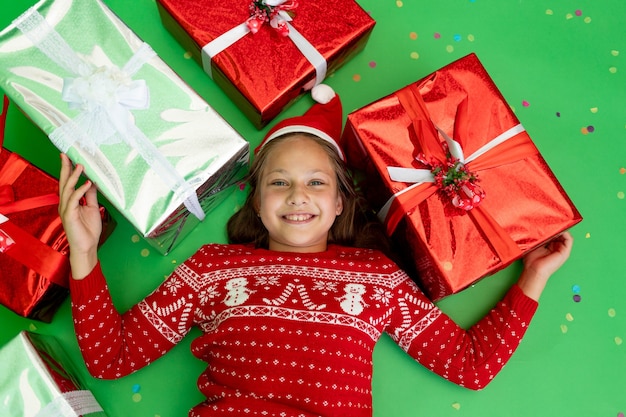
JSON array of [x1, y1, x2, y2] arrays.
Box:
[[453, 34, 462, 42], [572, 284, 581, 293], [132, 384, 141, 393]]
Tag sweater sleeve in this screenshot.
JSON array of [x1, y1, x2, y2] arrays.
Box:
[[386, 278, 538, 390], [70, 261, 197, 379]]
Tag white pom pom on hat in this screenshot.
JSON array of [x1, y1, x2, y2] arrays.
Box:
[[255, 84, 345, 160]]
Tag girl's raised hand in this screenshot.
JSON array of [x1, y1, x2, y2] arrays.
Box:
[[517, 231, 574, 301], [58, 153, 102, 279]]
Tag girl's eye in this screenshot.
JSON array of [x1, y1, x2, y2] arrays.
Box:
[[309, 180, 324, 186], [271, 180, 287, 186]]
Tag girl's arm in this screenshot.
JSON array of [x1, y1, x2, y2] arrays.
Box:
[[388, 233, 573, 390], [70, 262, 196, 379], [60, 153, 196, 378]]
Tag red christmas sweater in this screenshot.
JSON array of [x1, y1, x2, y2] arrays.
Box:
[[71, 243, 538, 417]]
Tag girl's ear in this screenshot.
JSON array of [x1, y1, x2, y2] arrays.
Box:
[[335, 194, 344, 216]]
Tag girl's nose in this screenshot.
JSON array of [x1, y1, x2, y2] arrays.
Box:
[[288, 184, 309, 206]]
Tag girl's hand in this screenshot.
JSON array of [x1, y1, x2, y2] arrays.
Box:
[[58, 153, 102, 279], [517, 231, 574, 301]]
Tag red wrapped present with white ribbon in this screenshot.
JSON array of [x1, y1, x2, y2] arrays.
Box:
[[343, 53, 582, 301], [156, 0, 375, 128]]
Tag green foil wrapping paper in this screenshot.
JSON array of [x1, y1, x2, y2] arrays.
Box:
[[0, 0, 249, 254], [0, 331, 106, 416]]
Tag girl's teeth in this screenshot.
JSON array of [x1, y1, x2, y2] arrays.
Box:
[[285, 214, 312, 221]]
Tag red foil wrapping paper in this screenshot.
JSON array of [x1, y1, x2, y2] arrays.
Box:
[[156, 0, 375, 128], [0, 97, 115, 322], [343, 53, 582, 301]]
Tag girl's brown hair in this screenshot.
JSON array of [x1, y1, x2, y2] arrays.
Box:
[[227, 133, 393, 255]]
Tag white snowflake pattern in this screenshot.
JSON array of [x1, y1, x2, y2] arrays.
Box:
[[312, 280, 338, 293], [255, 275, 281, 287], [199, 284, 220, 304], [164, 277, 183, 295], [371, 287, 393, 306]]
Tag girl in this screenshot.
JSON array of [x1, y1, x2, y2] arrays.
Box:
[[59, 86, 573, 417]]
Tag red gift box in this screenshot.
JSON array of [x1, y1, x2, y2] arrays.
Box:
[[343, 53, 582, 301], [156, 0, 375, 128], [0, 97, 115, 321]]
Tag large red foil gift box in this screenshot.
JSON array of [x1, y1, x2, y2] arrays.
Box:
[[343, 53, 582, 301], [156, 0, 375, 128], [0, 97, 114, 322]]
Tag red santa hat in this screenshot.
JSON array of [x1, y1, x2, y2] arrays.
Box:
[[255, 84, 345, 160]]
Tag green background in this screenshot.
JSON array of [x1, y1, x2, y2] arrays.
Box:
[[1, 0, 624, 416]]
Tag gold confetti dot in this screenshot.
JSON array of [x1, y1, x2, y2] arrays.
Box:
[[352, 74, 361, 82], [609, 66, 618, 74], [615, 337, 623, 346], [545, 9, 553, 15], [608, 308, 616, 317], [565, 13, 574, 20], [28, 323, 37, 331], [171, 259, 177, 264], [620, 168, 626, 174], [565, 313, 574, 322], [409, 32, 418, 40], [581, 127, 589, 135], [618, 191, 625, 199], [396, 0, 403, 7], [590, 107, 598, 113], [442, 261, 453, 271], [585, 232, 591, 238], [611, 50, 620, 57], [560, 324, 568, 333], [446, 45, 454, 53], [584, 16, 591, 23], [131, 235, 140, 243], [410, 51, 419, 60], [183, 51, 192, 59], [140, 248, 150, 257], [452, 402, 461, 410], [467, 34, 475, 42], [132, 393, 142, 402]]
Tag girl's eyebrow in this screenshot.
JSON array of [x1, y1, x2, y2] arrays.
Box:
[[266, 168, 333, 176]]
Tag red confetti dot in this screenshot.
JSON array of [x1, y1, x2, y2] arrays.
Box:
[[522, 100, 530, 107], [369, 61, 377, 68], [575, 9, 582, 16], [434, 32, 441, 39]]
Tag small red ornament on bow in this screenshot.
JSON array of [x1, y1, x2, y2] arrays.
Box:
[[416, 142, 485, 212], [247, 0, 298, 36]]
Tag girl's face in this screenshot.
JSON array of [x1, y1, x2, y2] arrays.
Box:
[[255, 135, 344, 253]]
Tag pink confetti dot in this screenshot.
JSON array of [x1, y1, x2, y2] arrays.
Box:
[[369, 61, 377, 68], [522, 100, 530, 107], [434, 32, 441, 39], [618, 413, 624, 417], [575, 9, 582, 16]]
